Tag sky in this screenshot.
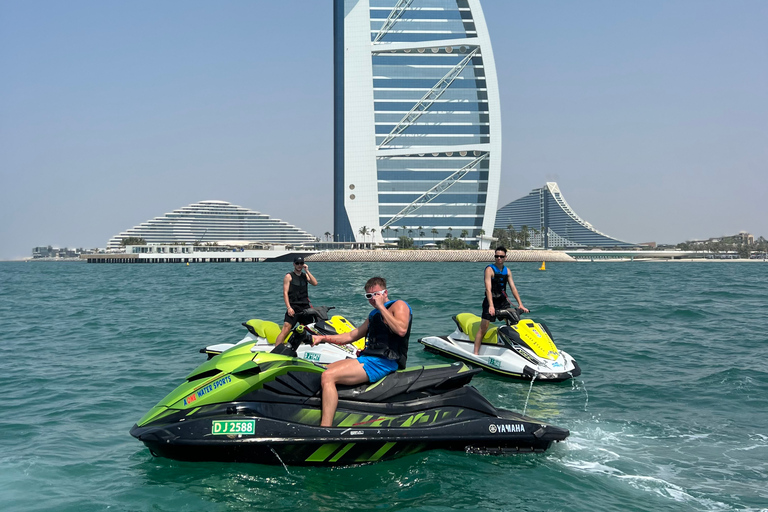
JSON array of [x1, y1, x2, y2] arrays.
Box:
[[1, 0, 766, 260]]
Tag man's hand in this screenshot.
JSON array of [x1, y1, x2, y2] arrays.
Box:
[[287, 307, 295, 317], [489, 305, 496, 317], [312, 335, 329, 346], [371, 291, 388, 310], [518, 305, 529, 313]]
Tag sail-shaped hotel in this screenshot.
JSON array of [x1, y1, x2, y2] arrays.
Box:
[[334, 0, 501, 247]]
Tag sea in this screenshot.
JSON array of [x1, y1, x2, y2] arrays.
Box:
[[1, 260, 767, 512]]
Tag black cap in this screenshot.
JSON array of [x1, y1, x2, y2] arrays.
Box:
[[293, 256, 304, 264]]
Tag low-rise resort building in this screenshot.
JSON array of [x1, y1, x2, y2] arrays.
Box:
[[107, 200, 317, 249]]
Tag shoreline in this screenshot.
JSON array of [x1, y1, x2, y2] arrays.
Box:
[[5, 251, 766, 263], [306, 249, 574, 262]]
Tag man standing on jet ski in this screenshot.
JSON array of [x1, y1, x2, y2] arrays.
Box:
[[274, 256, 318, 346], [474, 246, 529, 355], [311, 276, 412, 427]]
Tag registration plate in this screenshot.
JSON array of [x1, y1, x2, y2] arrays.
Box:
[[212, 419, 255, 435]]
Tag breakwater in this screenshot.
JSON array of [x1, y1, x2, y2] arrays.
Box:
[[307, 249, 574, 262]]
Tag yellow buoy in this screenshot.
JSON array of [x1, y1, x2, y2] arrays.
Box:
[[539, 261, 546, 271], [186, 262, 190, 266]]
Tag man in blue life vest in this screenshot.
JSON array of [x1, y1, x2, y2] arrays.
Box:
[[274, 256, 318, 346], [474, 246, 528, 355], [311, 276, 412, 427]]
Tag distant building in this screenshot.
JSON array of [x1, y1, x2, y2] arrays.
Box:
[[32, 246, 91, 258], [334, 0, 502, 248], [107, 200, 317, 249], [495, 182, 636, 249], [687, 231, 754, 246]]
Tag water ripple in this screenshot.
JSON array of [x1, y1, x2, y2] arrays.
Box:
[[1, 261, 767, 511]]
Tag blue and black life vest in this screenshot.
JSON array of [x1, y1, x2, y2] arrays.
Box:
[[486, 264, 509, 300], [360, 300, 412, 370]]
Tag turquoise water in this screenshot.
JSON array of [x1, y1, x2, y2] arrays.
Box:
[[1, 261, 767, 511]]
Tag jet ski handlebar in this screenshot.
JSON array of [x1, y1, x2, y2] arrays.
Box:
[[270, 325, 316, 357], [496, 307, 528, 325], [296, 306, 334, 322]]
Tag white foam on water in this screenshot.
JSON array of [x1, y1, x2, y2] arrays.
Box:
[[555, 422, 742, 511], [617, 474, 731, 511]]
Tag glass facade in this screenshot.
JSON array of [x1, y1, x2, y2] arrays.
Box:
[[334, 0, 501, 247], [495, 183, 636, 249], [107, 201, 317, 249]]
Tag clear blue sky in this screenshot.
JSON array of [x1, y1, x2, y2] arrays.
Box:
[[1, 0, 766, 259]]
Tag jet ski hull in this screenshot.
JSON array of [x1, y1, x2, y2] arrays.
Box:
[[131, 349, 570, 466], [419, 335, 580, 381], [130, 400, 568, 465], [202, 312, 362, 365], [419, 312, 581, 382]]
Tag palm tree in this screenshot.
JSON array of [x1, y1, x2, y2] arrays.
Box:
[[417, 226, 424, 246], [431, 228, 438, 243], [370, 228, 376, 246], [521, 225, 530, 247], [507, 224, 517, 248], [461, 229, 469, 247], [324, 231, 331, 242], [358, 225, 368, 244]]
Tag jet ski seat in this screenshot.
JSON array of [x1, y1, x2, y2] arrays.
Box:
[[242, 319, 282, 344], [453, 313, 500, 345]]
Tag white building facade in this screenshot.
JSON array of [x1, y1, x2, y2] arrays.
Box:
[[334, 0, 502, 248], [107, 200, 317, 249], [495, 183, 636, 249]]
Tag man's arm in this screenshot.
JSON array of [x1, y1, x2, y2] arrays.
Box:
[[372, 296, 410, 337], [507, 271, 528, 313], [484, 266, 494, 303], [484, 266, 496, 317], [282, 274, 293, 314], [313, 319, 369, 346], [303, 264, 318, 286]]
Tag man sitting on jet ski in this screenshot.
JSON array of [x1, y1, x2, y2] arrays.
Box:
[[474, 246, 529, 355], [311, 276, 412, 427]]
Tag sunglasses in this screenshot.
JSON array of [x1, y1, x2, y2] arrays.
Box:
[[364, 290, 386, 299], [494, 254, 506, 259], [294, 262, 304, 265]]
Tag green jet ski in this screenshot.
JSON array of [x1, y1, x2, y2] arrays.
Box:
[[130, 327, 570, 466]]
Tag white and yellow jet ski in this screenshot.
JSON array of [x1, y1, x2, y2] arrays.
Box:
[[201, 306, 365, 364], [418, 309, 580, 381]]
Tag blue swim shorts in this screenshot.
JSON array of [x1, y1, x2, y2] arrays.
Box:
[[357, 355, 398, 383]]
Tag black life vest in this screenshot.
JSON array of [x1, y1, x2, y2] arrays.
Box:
[[287, 271, 310, 308], [360, 300, 412, 370]]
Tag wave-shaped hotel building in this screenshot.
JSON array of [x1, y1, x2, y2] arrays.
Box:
[[334, 0, 501, 248], [107, 201, 317, 249], [495, 183, 636, 249]]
